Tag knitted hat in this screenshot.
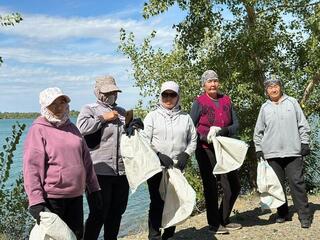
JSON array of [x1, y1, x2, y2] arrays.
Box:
[[264, 75, 282, 89], [201, 70, 219, 85], [39, 87, 70, 108]]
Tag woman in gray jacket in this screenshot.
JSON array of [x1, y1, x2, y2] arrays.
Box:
[[142, 81, 197, 240], [77, 76, 130, 240], [254, 76, 312, 228]]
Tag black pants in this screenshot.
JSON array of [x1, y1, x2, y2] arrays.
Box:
[[46, 196, 83, 240], [147, 171, 176, 240], [195, 146, 241, 227], [84, 175, 129, 240], [267, 157, 311, 220]]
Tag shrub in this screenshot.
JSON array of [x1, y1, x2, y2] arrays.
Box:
[[0, 122, 33, 239]]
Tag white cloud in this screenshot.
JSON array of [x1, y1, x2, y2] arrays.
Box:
[[0, 7, 180, 111], [0, 47, 130, 66], [0, 14, 176, 44]]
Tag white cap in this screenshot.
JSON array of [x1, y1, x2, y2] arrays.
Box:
[[39, 87, 70, 107], [160, 81, 180, 94]]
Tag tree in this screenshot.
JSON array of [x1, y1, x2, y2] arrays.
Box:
[[0, 13, 23, 65], [0, 13, 31, 240], [120, 0, 320, 192], [0, 123, 33, 240]]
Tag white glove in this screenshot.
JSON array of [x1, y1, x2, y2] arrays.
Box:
[[207, 126, 221, 143]]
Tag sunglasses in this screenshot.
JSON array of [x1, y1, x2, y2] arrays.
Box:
[[161, 92, 178, 98]]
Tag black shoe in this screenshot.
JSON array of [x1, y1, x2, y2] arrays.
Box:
[[276, 215, 290, 223], [224, 223, 242, 231], [300, 219, 311, 228], [208, 225, 229, 234]]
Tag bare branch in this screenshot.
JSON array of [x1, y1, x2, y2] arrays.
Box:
[[300, 72, 320, 106]]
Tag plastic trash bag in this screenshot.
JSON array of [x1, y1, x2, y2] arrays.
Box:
[[121, 131, 162, 193], [207, 126, 248, 174], [160, 168, 196, 229], [29, 211, 76, 240], [257, 160, 286, 209]]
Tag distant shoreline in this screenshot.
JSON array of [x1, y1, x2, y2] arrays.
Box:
[[0, 111, 79, 119]]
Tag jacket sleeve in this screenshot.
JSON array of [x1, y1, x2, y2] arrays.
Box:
[[82, 140, 100, 193], [227, 104, 239, 136], [253, 106, 265, 152], [23, 126, 46, 207], [141, 112, 154, 144], [76, 105, 106, 135], [293, 99, 310, 144], [190, 100, 201, 126], [184, 116, 198, 156]]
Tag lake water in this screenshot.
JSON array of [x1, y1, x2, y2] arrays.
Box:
[[0, 118, 150, 238]]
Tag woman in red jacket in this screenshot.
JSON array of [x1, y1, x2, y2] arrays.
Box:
[[190, 70, 241, 235]]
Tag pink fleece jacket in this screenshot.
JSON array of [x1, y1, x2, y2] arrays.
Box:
[[23, 116, 100, 207]]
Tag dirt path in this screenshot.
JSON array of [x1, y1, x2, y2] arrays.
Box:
[[120, 195, 320, 240]]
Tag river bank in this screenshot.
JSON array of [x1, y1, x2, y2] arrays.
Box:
[[120, 194, 320, 240]]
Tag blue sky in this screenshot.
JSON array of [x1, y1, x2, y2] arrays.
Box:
[[0, 0, 185, 112]]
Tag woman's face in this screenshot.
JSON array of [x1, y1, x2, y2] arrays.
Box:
[[47, 96, 69, 118], [161, 90, 178, 109], [266, 83, 282, 102], [204, 79, 220, 98], [100, 91, 118, 104]]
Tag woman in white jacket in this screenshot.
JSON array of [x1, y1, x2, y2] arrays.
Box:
[[142, 81, 197, 240]]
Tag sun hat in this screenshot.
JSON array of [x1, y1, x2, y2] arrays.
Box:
[[95, 75, 121, 93], [39, 87, 70, 108]]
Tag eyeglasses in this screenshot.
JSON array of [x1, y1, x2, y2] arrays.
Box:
[[161, 92, 178, 98]]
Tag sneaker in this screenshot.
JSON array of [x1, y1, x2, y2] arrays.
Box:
[[224, 223, 242, 231], [300, 219, 311, 228], [276, 215, 290, 223], [208, 225, 229, 234]]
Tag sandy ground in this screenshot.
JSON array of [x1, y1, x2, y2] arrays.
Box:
[[120, 195, 320, 240]]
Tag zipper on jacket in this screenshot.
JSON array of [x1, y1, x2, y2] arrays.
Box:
[[116, 123, 120, 175]]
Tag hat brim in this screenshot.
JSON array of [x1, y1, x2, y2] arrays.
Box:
[[99, 85, 122, 93], [46, 94, 71, 107]]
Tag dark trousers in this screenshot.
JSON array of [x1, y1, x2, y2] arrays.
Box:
[[84, 175, 129, 240], [267, 157, 310, 220], [195, 146, 241, 227], [147, 171, 176, 240], [46, 196, 83, 240]]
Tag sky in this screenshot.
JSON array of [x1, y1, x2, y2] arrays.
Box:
[[0, 0, 185, 112]]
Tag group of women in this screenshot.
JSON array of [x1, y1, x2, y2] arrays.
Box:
[[23, 69, 312, 240]]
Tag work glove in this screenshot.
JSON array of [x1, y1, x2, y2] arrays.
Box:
[[216, 127, 229, 137], [175, 152, 189, 171], [125, 118, 144, 137], [29, 203, 46, 225], [87, 190, 104, 221], [256, 151, 265, 161], [157, 152, 174, 168], [301, 143, 310, 156]]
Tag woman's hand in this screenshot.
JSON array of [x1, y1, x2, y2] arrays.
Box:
[[101, 110, 119, 121]]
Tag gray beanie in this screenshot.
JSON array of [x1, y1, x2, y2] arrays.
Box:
[[264, 75, 282, 89], [201, 70, 219, 85]]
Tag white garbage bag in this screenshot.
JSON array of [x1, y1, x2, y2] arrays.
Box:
[[29, 211, 76, 240], [207, 126, 248, 174], [121, 131, 162, 193], [160, 168, 196, 229], [257, 160, 286, 209]]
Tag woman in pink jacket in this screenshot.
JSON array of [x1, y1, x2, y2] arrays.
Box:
[[23, 87, 101, 239]]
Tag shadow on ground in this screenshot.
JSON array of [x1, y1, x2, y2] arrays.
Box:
[[171, 226, 218, 240], [171, 201, 320, 239]]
